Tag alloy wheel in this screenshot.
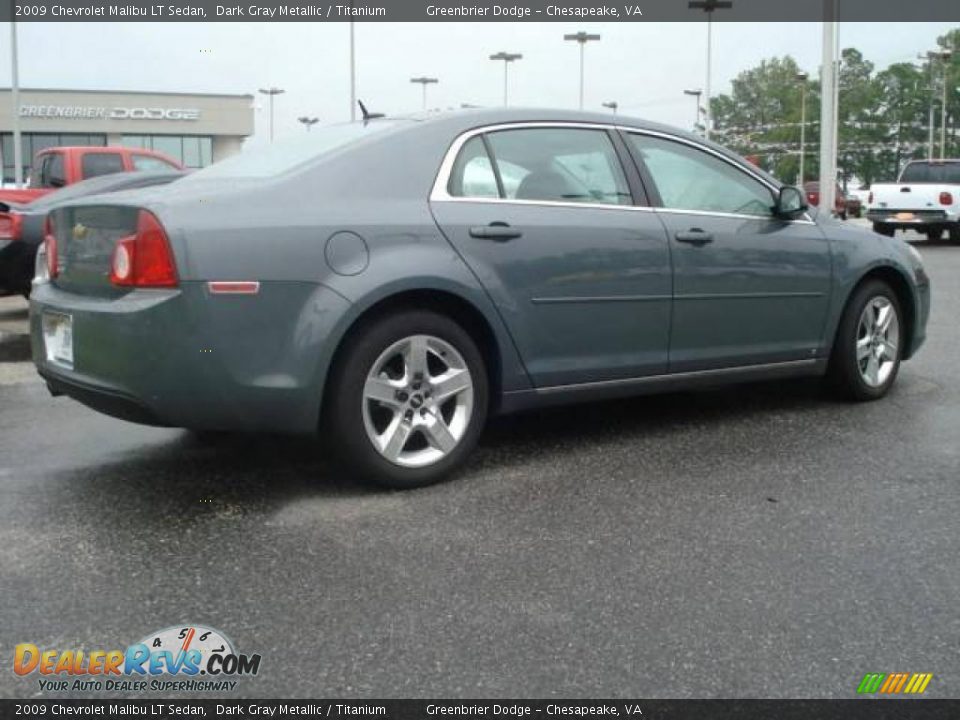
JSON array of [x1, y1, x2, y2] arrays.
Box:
[[361, 334, 474, 468], [856, 296, 899, 388]]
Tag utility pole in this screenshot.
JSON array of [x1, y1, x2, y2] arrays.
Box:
[[818, 8, 838, 217], [410, 77, 438, 111], [298, 116, 319, 132], [489, 52, 523, 106], [10, 21, 22, 187], [563, 32, 601, 111], [258, 87, 285, 143], [688, 0, 733, 140]]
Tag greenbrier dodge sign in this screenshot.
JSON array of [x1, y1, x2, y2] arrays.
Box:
[[18, 105, 202, 120]]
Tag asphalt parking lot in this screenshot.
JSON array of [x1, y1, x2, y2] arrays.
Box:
[[1, 225, 958, 700]]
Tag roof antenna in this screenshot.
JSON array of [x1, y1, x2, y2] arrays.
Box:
[[358, 100, 385, 122]]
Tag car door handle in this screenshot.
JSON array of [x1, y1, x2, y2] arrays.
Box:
[[469, 224, 523, 241], [675, 229, 714, 246]]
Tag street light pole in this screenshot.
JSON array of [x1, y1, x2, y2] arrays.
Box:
[[10, 21, 22, 187], [797, 71, 808, 185], [349, 21, 356, 121], [683, 89, 702, 134], [410, 77, 438, 111], [489, 52, 522, 106], [688, 0, 732, 140], [258, 87, 285, 143], [939, 50, 953, 160], [298, 116, 319, 132], [602, 101, 618, 114], [563, 32, 601, 110]]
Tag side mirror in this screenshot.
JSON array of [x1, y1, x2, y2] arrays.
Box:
[[775, 186, 808, 219]]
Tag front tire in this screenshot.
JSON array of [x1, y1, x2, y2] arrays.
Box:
[[326, 310, 488, 488], [828, 280, 903, 401]]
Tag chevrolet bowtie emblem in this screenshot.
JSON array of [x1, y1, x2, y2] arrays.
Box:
[[72, 223, 87, 239]]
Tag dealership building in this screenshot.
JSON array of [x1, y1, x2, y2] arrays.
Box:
[[0, 87, 255, 182]]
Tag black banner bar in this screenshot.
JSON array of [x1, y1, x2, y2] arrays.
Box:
[[2, 700, 960, 720], [3, 0, 960, 22]]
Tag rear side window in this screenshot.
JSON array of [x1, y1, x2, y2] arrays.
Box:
[[33, 153, 66, 188], [81, 153, 125, 179], [447, 137, 499, 199], [132, 154, 179, 172], [448, 127, 632, 206]]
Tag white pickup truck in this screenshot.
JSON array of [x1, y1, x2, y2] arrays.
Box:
[[866, 159, 960, 242]]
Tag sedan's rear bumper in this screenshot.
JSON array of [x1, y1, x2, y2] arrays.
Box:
[[30, 280, 351, 434], [39, 369, 168, 426]]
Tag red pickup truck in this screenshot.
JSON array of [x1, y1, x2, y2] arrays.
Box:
[[0, 146, 183, 205]]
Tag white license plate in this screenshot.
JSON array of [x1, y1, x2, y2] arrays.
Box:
[[42, 312, 74, 368]]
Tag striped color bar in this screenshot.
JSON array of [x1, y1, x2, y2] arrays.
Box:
[[857, 673, 933, 694]]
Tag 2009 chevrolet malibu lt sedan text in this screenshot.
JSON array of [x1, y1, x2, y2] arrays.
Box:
[[30, 109, 931, 487]]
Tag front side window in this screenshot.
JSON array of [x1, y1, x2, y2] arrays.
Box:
[[629, 134, 774, 217], [448, 127, 632, 206], [81, 152, 124, 179]]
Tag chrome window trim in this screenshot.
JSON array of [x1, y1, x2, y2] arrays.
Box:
[[429, 120, 816, 225]]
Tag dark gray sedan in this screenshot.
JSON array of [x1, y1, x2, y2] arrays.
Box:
[[30, 109, 931, 487]]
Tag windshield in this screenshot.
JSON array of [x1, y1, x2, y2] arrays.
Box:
[[185, 120, 403, 180], [900, 161, 960, 184]]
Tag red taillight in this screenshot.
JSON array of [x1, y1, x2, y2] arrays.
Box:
[[109, 210, 178, 288], [940, 191, 953, 206], [44, 215, 58, 279], [0, 211, 22, 240]]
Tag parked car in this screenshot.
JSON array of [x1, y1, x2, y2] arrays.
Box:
[[0, 146, 182, 206], [845, 192, 863, 219], [867, 159, 960, 242], [0, 170, 184, 297], [30, 109, 930, 488], [803, 181, 847, 219]]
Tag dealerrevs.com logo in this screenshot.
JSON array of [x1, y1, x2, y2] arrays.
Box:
[[14, 625, 261, 693]]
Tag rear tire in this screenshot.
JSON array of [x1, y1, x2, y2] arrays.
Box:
[[949, 225, 960, 244], [326, 309, 488, 488], [827, 280, 903, 402], [873, 223, 895, 237], [926, 228, 944, 242]]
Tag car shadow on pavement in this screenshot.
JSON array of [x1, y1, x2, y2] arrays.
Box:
[[38, 376, 832, 531]]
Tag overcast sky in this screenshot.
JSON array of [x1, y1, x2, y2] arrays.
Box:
[[2, 21, 956, 146]]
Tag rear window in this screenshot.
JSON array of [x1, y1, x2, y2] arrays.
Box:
[[81, 153, 125, 179], [186, 120, 402, 180], [900, 162, 960, 184]]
